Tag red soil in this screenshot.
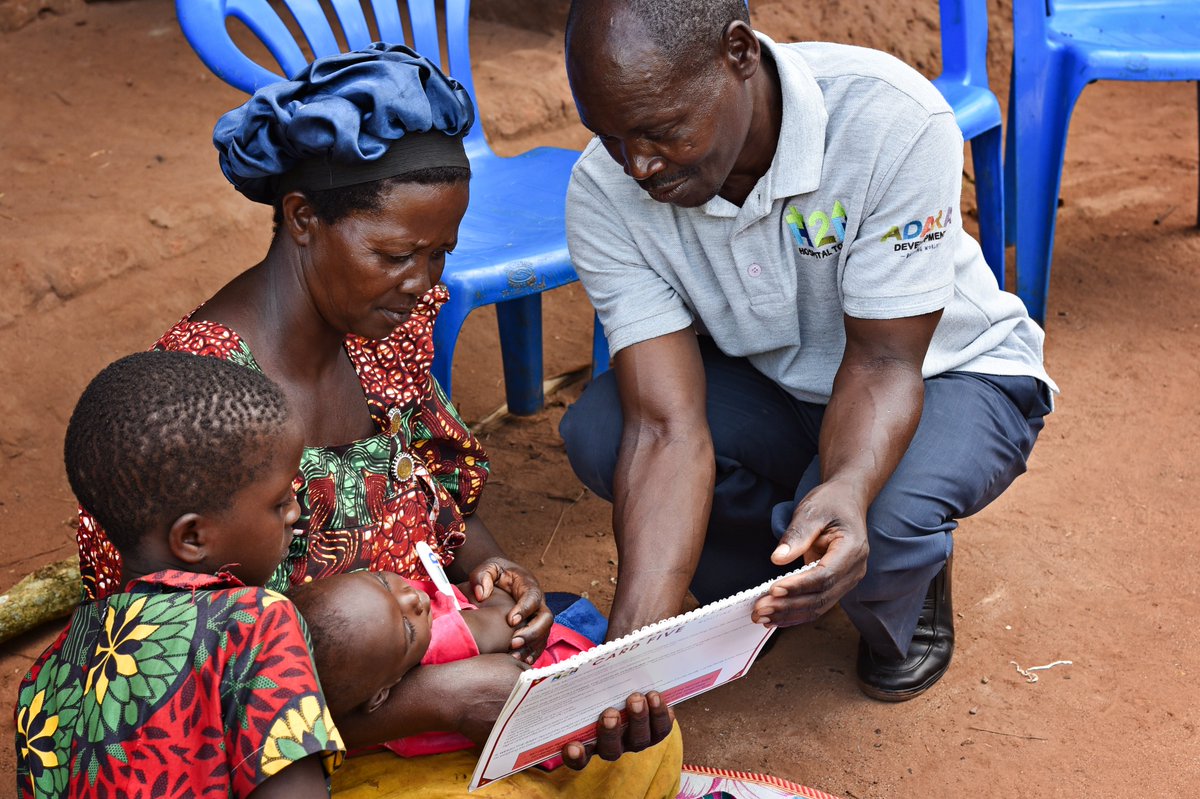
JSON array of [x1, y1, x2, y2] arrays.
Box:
[[1, 2, 1198, 796]]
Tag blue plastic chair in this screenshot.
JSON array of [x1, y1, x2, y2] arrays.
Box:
[[1004, 0, 1200, 324], [176, 0, 581, 414], [930, 0, 1006, 288]]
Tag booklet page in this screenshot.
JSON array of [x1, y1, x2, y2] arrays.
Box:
[[470, 562, 816, 790]]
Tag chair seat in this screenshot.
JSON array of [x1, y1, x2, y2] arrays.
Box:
[[443, 145, 580, 310], [1051, 4, 1200, 80], [930, 79, 1002, 140]]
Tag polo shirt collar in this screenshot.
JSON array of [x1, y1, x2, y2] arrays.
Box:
[[758, 33, 827, 199], [699, 32, 828, 218]]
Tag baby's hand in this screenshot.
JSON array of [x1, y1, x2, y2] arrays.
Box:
[[468, 558, 553, 664]]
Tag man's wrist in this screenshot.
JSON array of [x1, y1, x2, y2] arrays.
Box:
[[608, 595, 683, 640], [811, 473, 873, 516]]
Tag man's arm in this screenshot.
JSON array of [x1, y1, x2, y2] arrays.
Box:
[[752, 310, 941, 626], [606, 328, 715, 640]]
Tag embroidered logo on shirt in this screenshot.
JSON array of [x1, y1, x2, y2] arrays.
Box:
[[786, 200, 848, 259], [880, 206, 954, 255]]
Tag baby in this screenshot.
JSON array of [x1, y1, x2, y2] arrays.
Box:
[[293, 568, 599, 758]]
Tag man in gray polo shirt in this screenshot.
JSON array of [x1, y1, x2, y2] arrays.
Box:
[[559, 0, 1054, 700]]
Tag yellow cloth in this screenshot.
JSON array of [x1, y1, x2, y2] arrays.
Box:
[[333, 724, 683, 799]]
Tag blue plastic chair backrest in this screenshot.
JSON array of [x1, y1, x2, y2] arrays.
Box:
[[753, 1, 991, 89], [1046, 0, 1194, 15], [744, 0, 986, 89], [176, 0, 489, 157], [937, 0, 990, 88], [1022, 0, 1200, 55]]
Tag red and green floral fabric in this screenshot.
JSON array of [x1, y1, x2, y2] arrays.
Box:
[[76, 285, 491, 601], [14, 570, 344, 798]]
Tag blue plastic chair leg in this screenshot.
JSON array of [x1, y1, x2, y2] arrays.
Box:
[[431, 291, 473, 401], [1012, 54, 1082, 325], [496, 295, 544, 415], [591, 313, 610, 377], [1004, 66, 1017, 249], [971, 125, 1006, 288]]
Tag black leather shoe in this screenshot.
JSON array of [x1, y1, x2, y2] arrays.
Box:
[[856, 557, 954, 702]]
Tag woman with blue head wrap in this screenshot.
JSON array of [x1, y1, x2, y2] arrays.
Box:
[[72, 42, 681, 796]]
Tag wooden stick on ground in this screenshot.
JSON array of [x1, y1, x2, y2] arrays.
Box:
[[539, 488, 587, 566], [967, 726, 1049, 742], [0, 557, 80, 644], [469, 363, 592, 436]]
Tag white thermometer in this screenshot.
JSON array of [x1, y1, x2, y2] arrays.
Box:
[[415, 540, 461, 610]]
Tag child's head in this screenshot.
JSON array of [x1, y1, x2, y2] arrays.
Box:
[[292, 571, 433, 717], [65, 350, 303, 586]]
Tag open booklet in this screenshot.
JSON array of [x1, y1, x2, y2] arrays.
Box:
[[469, 561, 819, 790]]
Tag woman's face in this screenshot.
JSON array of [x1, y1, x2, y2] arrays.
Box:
[[301, 181, 470, 340]]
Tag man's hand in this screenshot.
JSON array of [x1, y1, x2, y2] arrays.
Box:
[[469, 557, 553, 663], [751, 480, 869, 627], [560, 691, 676, 770], [751, 311, 940, 628]]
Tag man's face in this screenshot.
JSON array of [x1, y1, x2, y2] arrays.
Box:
[[568, 32, 753, 208]]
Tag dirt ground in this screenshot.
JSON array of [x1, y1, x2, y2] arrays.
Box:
[[2, 1, 1199, 796]]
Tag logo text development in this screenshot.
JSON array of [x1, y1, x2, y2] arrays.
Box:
[[880, 206, 954, 254]]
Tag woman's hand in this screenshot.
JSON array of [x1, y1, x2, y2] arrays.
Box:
[[469, 557, 553, 663], [560, 691, 676, 769]]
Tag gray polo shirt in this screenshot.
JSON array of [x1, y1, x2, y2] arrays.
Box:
[[566, 35, 1055, 404]]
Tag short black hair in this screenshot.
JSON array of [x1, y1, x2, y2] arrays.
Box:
[[271, 164, 472, 229], [65, 351, 292, 556], [290, 574, 390, 716], [566, 0, 751, 74], [291, 581, 361, 715]]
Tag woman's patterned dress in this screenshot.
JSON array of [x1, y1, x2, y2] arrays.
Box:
[[76, 285, 490, 600]]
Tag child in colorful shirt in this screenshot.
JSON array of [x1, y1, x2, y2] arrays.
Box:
[[14, 351, 345, 798]]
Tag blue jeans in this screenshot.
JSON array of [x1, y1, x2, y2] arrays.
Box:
[[559, 337, 1052, 659]]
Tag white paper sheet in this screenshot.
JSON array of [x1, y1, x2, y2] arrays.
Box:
[[469, 562, 818, 790]]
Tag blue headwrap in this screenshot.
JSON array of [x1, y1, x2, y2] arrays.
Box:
[[213, 42, 475, 204]]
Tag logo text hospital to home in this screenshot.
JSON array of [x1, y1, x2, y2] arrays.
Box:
[[786, 201, 847, 258], [880, 207, 954, 253]]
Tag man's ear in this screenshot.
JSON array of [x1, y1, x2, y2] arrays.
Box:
[[363, 685, 392, 715], [167, 513, 209, 566], [723, 20, 761, 80], [280, 190, 318, 245]]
